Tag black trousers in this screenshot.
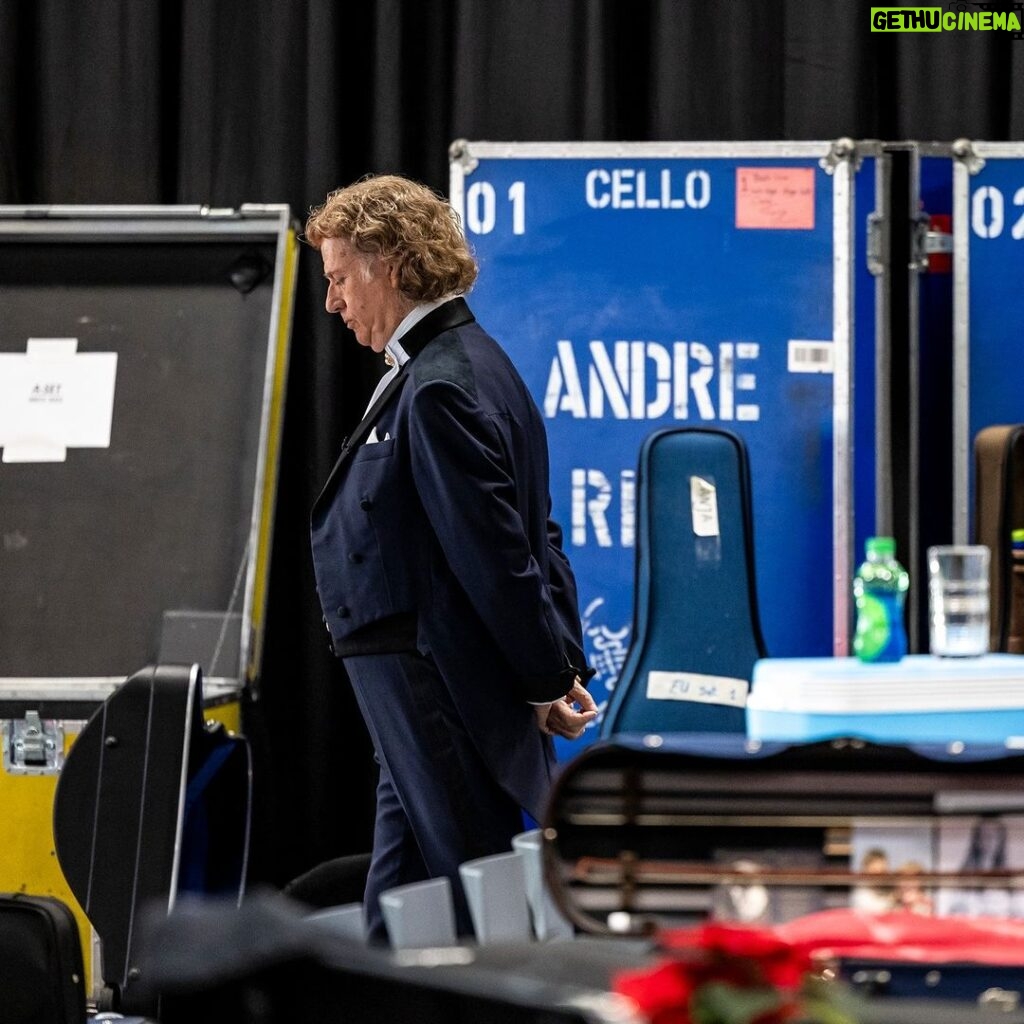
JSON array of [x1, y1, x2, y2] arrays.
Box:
[[343, 649, 526, 944]]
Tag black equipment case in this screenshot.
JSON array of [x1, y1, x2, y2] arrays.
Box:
[[542, 734, 1024, 1010], [974, 424, 1024, 651], [0, 892, 86, 1024], [53, 663, 251, 1015], [0, 205, 297, 1003]]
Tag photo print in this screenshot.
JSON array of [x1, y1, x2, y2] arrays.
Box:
[[712, 847, 824, 926], [849, 820, 935, 916], [935, 814, 1024, 919]]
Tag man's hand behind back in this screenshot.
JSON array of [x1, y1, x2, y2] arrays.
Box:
[[534, 678, 598, 740]]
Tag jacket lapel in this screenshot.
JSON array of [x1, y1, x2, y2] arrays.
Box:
[[312, 298, 475, 514]]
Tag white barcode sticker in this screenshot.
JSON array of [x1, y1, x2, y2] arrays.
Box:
[[690, 475, 720, 537], [646, 671, 749, 707], [788, 340, 833, 374]]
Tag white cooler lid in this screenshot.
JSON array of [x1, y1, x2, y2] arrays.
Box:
[[749, 654, 1024, 713]]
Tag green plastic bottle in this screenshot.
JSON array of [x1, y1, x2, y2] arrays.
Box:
[[853, 536, 909, 663]]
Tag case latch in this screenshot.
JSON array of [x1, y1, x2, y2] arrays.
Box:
[[3, 711, 65, 775], [866, 212, 886, 277]]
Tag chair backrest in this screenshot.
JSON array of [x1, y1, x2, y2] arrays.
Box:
[[458, 850, 532, 944], [379, 877, 457, 949], [306, 902, 366, 942], [511, 829, 573, 941], [601, 427, 767, 737]]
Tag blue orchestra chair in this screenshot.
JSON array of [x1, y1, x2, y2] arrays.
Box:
[[601, 427, 767, 737]]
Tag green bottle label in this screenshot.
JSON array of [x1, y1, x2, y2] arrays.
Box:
[[854, 593, 891, 660]]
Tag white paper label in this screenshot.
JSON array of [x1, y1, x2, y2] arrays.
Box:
[[646, 670, 749, 708], [690, 475, 720, 537], [0, 339, 118, 463], [788, 339, 833, 374]]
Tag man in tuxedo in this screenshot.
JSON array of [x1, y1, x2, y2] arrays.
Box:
[[306, 175, 596, 944]]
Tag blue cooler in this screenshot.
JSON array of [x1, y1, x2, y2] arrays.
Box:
[[746, 654, 1024, 745]]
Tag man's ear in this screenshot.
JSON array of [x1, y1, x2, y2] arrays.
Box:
[[385, 260, 402, 288]]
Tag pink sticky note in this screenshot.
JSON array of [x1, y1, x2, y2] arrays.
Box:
[[735, 167, 815, 229]]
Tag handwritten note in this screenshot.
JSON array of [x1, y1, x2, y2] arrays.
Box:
[[735, 167, 815, 230]]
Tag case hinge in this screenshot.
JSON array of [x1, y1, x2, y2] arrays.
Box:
[[3, 711, 65, 775]]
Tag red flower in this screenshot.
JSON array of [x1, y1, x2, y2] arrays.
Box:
[[615, 959, 697, 1024], [663, 924, 814, 990], [612, 923, 835, 1024]]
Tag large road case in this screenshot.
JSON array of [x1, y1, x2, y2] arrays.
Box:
[[449, 139, 891, 755], [542, 734, 1024, 1007], [0, 204, 298, 998], [135, 891, 1024, 1023]]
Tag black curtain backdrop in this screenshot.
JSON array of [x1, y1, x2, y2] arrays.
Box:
[[3, 0, 1023, 887]]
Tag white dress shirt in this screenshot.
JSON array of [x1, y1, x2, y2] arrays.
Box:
[[362, 296, 453, 424]]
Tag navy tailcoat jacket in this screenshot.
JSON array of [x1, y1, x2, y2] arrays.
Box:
[[310, 298, 587, 818]]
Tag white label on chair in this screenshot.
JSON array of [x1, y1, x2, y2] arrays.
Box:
[[690, 475, 720, 537], [646, 671, 749, 707]]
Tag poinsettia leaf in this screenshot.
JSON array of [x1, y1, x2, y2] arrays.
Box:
[[798, 988, 864, 1024], [691, 982, 784, 1024]]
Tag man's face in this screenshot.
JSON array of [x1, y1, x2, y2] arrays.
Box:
[[320, 237, 412, 352]]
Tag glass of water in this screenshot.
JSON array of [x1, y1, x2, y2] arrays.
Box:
[[927, 545, 990, 657]]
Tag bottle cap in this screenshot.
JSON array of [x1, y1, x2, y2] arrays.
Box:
[[866, 536, 896, 557], [1013, 528, 1024, 544]]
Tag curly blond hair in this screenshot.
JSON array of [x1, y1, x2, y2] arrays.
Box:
[[305, 175, 478, 301]]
